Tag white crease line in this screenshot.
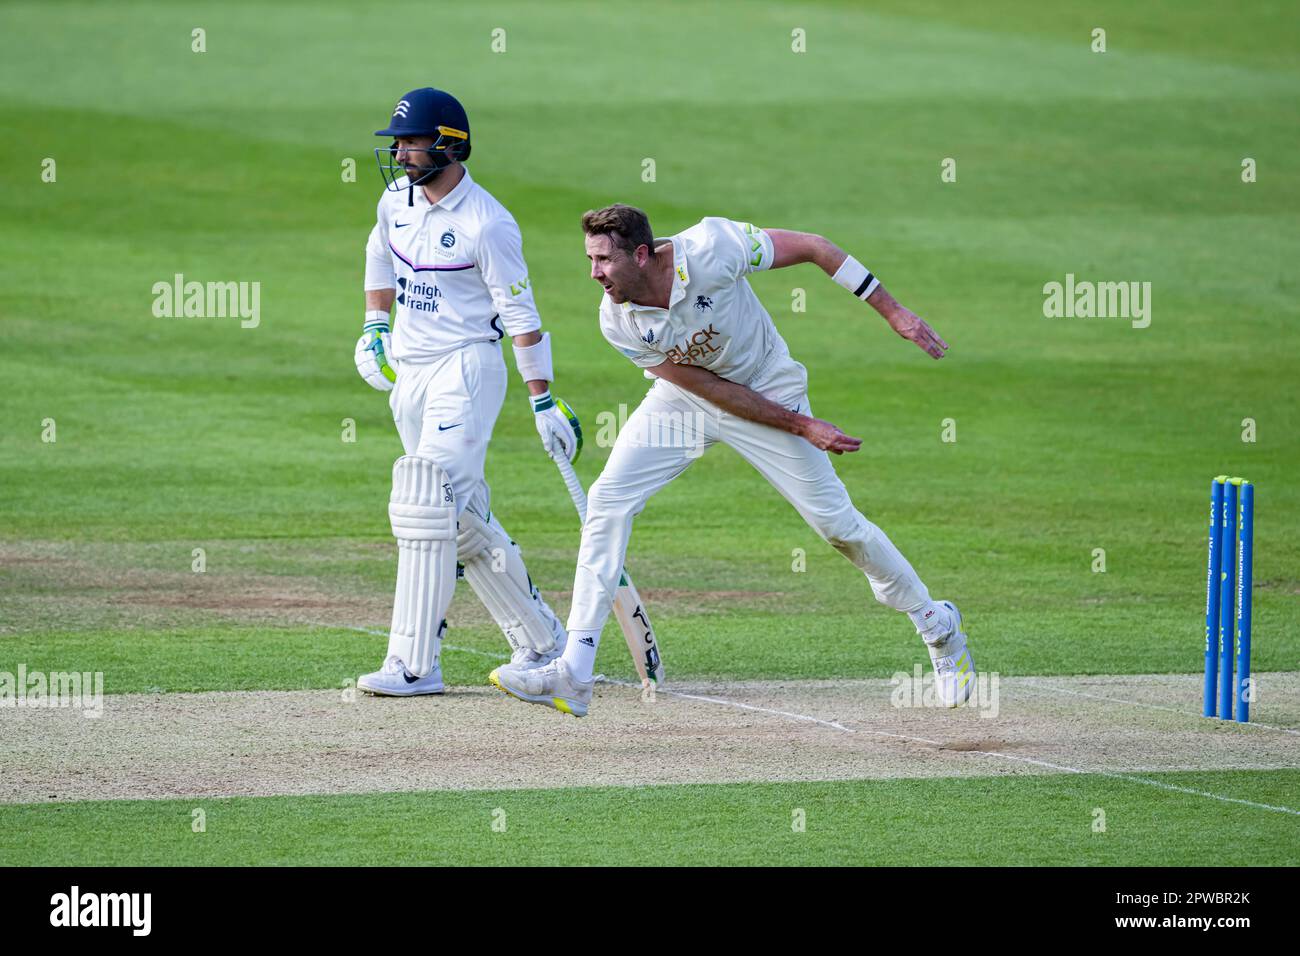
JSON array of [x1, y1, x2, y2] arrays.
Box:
[[631, 682, 943, 746], [332, 622, 1298, 736], [330, 623, 1300, 816], [1017, 678, 1300, 737], [974, 752, 1300, 816], [603, 678, 1300, 818]]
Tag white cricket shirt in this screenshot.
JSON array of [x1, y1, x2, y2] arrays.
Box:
[[599, 217, 809, 404], [364, 168, 541, 363]]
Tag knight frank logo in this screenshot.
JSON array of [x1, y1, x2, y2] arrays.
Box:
[[666, 323, 724, 365], [397, 276, 442, 312]]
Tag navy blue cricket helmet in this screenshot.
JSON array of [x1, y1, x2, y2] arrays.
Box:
[[374, 88, 471, 198]]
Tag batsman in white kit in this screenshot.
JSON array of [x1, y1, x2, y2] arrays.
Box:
[[353, 88, 580, 695], [491, 204, 975, 716]]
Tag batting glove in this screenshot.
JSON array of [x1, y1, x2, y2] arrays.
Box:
[[355, 313, 396, 392], [532, 392, 582, 462]]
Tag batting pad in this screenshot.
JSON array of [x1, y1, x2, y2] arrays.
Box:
[[456, 508, 563, 655], [387, 456, 457, 677]]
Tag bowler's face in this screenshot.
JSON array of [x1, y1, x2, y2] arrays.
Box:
[[585, 233, 641, 304]]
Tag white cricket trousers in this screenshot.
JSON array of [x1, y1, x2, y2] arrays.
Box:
[[567, 378, 933, 632], [381, 341, 506, 674], [389, 340, 506, 516]]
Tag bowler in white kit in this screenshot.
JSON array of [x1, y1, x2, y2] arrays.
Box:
[[491, 204, 975, 716], [353, 87, 580, 695]]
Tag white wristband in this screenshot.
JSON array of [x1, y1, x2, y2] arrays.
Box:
[[513, 331, 553, 383], [832, 256, 879, 301], [363, 309, 390, 332]]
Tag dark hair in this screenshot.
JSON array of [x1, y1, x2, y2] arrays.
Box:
[[581, 204, 654, 257]]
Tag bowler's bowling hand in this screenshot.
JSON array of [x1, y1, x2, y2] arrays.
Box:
[[885, 306, 949, 360], [801, 417, 862, 455]]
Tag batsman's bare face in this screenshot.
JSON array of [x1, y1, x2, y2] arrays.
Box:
[[586, 233, 647, 304]]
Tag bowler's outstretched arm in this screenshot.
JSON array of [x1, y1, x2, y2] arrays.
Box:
[[765, 229, 950, 360], [648, 359, 862, 455]]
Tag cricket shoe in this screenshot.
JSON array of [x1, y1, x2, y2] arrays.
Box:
[[922, 601, 976, 708], [504, 613, 568, 671], [357, 655, 445, 697], [508, 642, 562, 670], [489, 658, 593, 717]]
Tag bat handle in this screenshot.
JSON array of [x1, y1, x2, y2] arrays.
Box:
[[551, 451, 589, 523]]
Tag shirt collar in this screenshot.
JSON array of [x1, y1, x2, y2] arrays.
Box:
[[619, 236, 689, 316], [412, 165, 474, 211]]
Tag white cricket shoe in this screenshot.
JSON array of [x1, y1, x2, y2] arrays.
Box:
[[489, 658, 593, 717], [923, 601, 976, 708], [357, 655, 445, 697], [508, 643, 561, 669], [505, 614, 568, 671]]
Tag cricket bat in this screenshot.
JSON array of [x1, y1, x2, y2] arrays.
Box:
[[551, 452, 665, 686]]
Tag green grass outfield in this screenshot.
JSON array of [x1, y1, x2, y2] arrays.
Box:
[[1, 0, 1297, 865], [3, 771, 1297, 867]]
